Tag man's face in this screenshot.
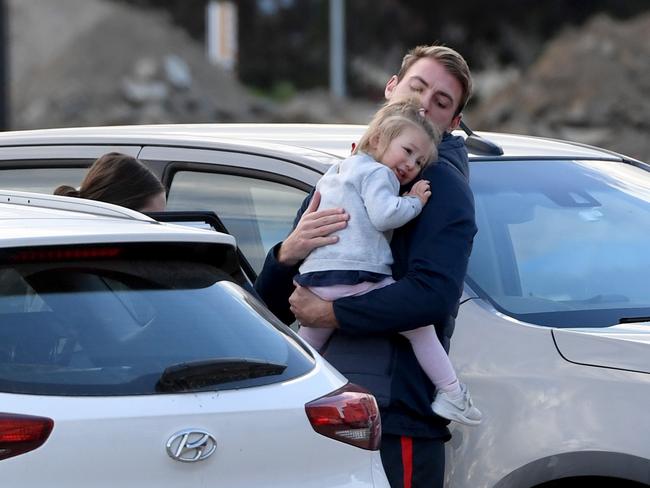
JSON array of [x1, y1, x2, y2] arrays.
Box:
[[385, 57, 463, 133]]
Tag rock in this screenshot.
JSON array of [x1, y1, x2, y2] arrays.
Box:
[[9, 0, 265, 128], [133, 57, 159, 82], [121, 78, 169, 105], [468, 12, 650, 162], [164, 55, 192, 90]]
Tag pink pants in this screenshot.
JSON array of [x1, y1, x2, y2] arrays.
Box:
[[298, 277, 459, 393]]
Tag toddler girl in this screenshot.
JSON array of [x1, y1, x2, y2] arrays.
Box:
[[296, 98, 481, 425]]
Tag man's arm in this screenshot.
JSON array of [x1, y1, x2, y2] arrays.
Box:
[[254, 190, 348, 324], [334, 163, 477, 334]]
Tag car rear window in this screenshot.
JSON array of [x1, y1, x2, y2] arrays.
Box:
[[0, 244, 313, 395]]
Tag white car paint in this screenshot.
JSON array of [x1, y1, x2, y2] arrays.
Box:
[[0, 192, 389, 488]]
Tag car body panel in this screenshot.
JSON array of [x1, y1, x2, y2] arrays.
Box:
[[553, 323, 650, 374], [0, 192, 236, 248], [1, 360, 386, 488], [0, 123, 647, 487], [447, 297, 650, 487], [0, 194, 389, 487], [467, 131, 622, 161], [0, 143, 141, 157], [139, 145, 323, 187], [0, 123, 621, 161]]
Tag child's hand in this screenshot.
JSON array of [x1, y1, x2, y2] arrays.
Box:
[[406, 180, 431, 205]]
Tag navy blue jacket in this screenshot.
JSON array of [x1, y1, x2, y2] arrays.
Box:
[[255, 133, 477, 439]]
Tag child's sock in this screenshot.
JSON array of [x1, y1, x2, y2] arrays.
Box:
[[438, 378, 462, 398]]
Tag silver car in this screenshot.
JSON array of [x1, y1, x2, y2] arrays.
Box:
[[0, 124, 649, 487]]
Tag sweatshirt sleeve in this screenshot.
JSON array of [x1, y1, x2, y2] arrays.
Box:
[[361, 166, 423, 232], [253, 191, 313, 325], [333, 163, 477, 334]]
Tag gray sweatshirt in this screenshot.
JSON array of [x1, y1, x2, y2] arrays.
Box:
[[299, 152, 424, 277]]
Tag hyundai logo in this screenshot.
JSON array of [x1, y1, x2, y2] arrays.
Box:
[[166, 429, 217, 462]]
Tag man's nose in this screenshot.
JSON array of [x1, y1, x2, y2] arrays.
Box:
[[417, 91, 432, 114]]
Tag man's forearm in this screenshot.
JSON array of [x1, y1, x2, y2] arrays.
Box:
[[333, 273, 459, 335], [254, 242, 300, 325]]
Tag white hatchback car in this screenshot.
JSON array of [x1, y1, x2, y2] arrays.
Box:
[[1, 124, 650, 487], [0, 191, 389, 487]]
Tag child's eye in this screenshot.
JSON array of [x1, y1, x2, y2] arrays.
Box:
[[403, 147, 412, 155]]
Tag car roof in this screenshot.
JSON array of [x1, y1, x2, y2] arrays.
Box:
[[468, 130, 623, 161], [0, 123, 624, 163], [0, 190, 236, 249]]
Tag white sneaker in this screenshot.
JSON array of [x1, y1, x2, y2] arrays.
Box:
[[431, 383, 482, 426]]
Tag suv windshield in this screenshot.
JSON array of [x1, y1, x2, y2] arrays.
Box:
[[467, 160, 650, 328], [0, 249, 313, 395]]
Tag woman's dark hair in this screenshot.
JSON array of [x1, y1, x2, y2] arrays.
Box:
[[54, 152, 165, 211]]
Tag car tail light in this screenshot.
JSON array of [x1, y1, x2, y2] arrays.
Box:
[[0, 413, 54, 461], [9, 246, 122, 263], [305, 383, 381, 450]]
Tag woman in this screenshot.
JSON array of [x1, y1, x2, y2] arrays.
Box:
[[55, 152, 166, 212]]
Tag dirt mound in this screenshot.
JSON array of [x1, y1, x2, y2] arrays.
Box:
[[468, 12, 650, 162], [8, 0, 377, 130], [9, 0, 273, 129]]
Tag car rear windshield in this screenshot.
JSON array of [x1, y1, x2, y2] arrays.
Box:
[[467, 159, 650, 328], [0, 244, 313, 395]]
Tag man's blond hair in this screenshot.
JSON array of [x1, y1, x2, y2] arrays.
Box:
[[397, 44, 472, 116]]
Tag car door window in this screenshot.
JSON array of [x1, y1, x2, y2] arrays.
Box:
[[0, 167, 86, 194], [0, 147, 142, 195], [166, 171, 307, 274]]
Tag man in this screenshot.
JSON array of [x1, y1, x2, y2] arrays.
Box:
[[255, 44, 476, 488]]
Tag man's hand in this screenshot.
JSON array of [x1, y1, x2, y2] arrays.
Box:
[[289, 284, 339, 329], [405, 179, 432, 206], [277, 191, 349, 266]]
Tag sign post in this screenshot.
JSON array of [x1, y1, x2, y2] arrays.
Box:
[[206, 1, 238, 72]]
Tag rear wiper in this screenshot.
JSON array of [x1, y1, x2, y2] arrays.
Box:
[[156, 358, 287, 392]]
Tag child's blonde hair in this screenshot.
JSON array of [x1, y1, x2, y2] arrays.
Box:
[[353, 98, 441, 168]]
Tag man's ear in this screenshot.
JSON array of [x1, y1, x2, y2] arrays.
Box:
[[448, 113, 462, 132], [384, 75, 399, 99]]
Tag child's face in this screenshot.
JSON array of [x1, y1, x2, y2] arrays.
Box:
[[376, 125, 432, 185]]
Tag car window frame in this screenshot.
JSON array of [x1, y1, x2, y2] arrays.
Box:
[[0, 145, 143, 194], [139, 146, 322, 280]]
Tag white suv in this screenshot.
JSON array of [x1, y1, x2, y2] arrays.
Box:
[[0, 190, 389, 487]]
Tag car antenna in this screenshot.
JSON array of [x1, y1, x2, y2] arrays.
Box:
[[459, 120, 504, 156]]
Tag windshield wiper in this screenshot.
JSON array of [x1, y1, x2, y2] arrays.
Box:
[[156, 358, 287, 392], [618, 316, 650, 324]]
